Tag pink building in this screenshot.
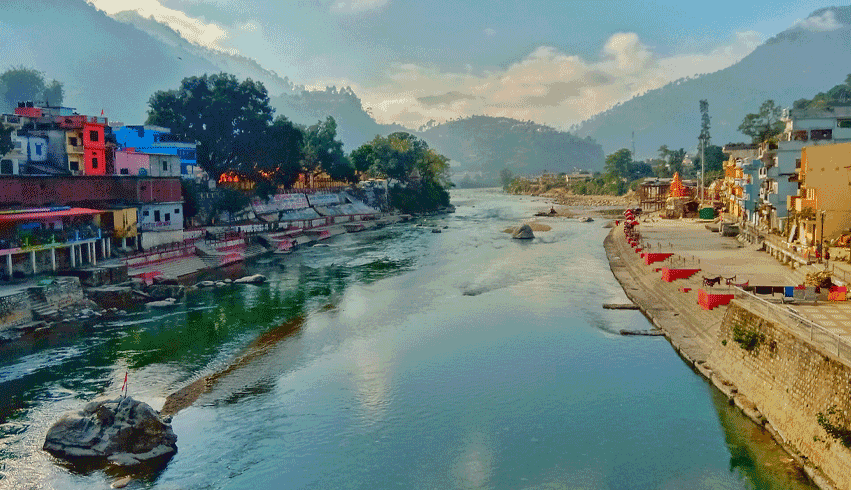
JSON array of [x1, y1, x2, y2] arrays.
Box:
[[115, 149, 150, 176]]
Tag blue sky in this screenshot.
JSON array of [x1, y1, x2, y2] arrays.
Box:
[[86, 0, 845, 129]]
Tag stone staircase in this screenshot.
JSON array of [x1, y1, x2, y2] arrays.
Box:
[[128, 255, 209, 279], [27, 289, 59, 321]]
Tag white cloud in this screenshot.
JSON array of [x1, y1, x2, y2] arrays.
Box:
[[798, 10, 843, 32], [86, 0, 232, 52], [353, 30, 764, 130], [329, 0, 389, 14]]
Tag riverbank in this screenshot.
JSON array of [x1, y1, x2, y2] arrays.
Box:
[[603, 215, 844, 490]]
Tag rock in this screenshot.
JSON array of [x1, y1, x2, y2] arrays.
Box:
[[512, 224, 535, 240], [145, 298, 177, 308], [234, 274, 267, 284], [145, 284, 185, 301], [197, 280, 215, 288], [223, 278, 232, 284], [43, 396, 177, 466], [152, 275, 179, 285], [111, 476, 132, 488], [215, 281, 226, 287]]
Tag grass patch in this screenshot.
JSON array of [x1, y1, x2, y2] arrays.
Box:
[[817, 406, 851, 448], [732, 324, 765, 352]]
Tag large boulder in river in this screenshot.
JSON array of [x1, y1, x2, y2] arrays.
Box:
[[234, 274, 266, 284], [43, 396, 177, 466], [512, 224, 535, 240]]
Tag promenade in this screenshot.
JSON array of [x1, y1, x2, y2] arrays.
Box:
[[604, 215, 851, 365]]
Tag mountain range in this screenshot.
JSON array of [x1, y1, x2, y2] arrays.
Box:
[[2, 2, 850, 180], [573, 6, 851, 158]]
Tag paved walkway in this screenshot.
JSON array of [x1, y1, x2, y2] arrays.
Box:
[[606, 216, 851, 366]]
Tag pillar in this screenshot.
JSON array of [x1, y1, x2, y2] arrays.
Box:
[[30, 250, 37, 275], [70, 245, 76, 268], [51, 248, 56, 272], [91, 242, 97, 266], [122, 237, 127, 249], [6, 254, 12, 277]]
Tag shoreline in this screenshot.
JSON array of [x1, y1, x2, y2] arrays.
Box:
[[602, 222, 837, 490]]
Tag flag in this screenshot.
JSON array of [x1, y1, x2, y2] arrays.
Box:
[[121, 371, 128, 396], [101, 109, 104, 116]]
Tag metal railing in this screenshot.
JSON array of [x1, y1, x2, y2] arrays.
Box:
[[731, 286, 851, 363]]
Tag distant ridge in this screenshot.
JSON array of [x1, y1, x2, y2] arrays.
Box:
[[574, 6, 851, 158]]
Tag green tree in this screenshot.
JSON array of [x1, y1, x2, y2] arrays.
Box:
[[699, 99, 711, 145], [256, 115, 304, 188], [215, 187, 250, 219], [301, 116, 356, 183], [693, 145, 726, 173], [668, 148, 686, 175], [793, 74, 851, 110], [604, 148, 632, 180], [630, 161, 654, 180], [350, 144, 375, 174], [738, 100, 784, 144], [0, 66, 64, 112], [146, 73, 274, 180]]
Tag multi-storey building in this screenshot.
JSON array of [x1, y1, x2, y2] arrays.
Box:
[[112, 124, 199, 179], [721, 143, 759, 221], [789, 142, 851, 249]]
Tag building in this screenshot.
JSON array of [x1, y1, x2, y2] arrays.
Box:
[[115, 149, 181, 177], [721, 143, 759, 220], [789, 142, 851, 249], [756, 106, 851, 233], [112, 124, 198, 179]]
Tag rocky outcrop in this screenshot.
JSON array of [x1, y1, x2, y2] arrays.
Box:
[[512, 224, 534, 240], [43, 396, 177, 466]]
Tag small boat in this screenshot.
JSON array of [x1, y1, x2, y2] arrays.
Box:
[[578, 217, 594, 222]]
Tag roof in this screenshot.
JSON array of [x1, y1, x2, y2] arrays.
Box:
[[0, 208, 104, 222]]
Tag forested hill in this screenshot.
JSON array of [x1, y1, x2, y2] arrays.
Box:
[[417, 116, 604, 184], [574, 6, 851, 158]]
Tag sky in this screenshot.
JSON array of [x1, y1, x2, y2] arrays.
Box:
[[85, 0, 846, 130]]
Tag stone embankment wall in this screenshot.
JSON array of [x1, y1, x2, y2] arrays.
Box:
[[0, 291, 32, 327], [710, 300, 851, 490]]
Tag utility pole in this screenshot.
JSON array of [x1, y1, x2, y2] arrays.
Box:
[[631, 131, 636, 158], [700, 136, 706, 202]]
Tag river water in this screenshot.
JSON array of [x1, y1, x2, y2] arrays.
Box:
[[0, 189, 816, 489]]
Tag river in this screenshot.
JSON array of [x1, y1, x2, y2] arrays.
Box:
[[0, 188, 816, 489]]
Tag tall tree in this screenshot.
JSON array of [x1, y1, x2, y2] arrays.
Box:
[[738, 100, 784, 144], [500, 168, 514, 190], [698, 99, 711, 146], [255, 115, 304, 188], [604, 148, 632, 181], [0, 66, 63, 112], [146, 73, 274, 180], [301, 116, 356, 183]]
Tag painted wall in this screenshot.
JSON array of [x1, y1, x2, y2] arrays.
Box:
[[114, 150, 149, 176], [801, 143, 851, 241], [710, 301, 851, 490], [138, 202, 183, 232], [0, 176, 183, 207], [146, 153, 181, 177]]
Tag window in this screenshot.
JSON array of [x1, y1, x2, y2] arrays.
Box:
[[143, 210, 149, 216], [807, 188, 816, 200], [838, 119, 851, 128], [70, 160, 79, 171], [69, 137, 78, 146], [35, 144, 42, 156], [811, 129, 832, 141], [165, 213, 170, 222], [174, 208, 180, 214], [120, 168, 129, 175], [89, 130, 99, 142], [154, 210, 160, 222], [92, 157, 98, 169], [1, 160, 12, 174], [14, 141, 21, 149], [162, 161, 168, 172]]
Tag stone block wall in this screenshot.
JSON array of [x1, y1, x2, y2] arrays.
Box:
[[710, 300, 851, 489], [0, 291, 32, 328], [29, 276, 85, 310]]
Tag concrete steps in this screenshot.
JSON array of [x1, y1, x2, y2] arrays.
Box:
[[128, 255, 208, 279]]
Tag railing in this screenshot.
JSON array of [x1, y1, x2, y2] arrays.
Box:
[[731, 286, 851, 363], [123, 238, 199, 268]]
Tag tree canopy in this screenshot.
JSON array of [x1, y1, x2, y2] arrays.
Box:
[[0, 123, 13, 157], [353, 132, 452, 212], [738, 100, 784, 144], [302, 116, 356, 183], [146, 73, 274, 180], [0, 66, 64, 112]]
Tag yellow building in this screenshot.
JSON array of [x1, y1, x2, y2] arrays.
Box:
[[721, 144, 759, 220], [792, 142, 851, 247]]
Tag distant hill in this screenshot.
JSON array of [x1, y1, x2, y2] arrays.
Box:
[[416, 116, 604, 184], [574, 6, 851, 158], [0, 0, 600, 180]]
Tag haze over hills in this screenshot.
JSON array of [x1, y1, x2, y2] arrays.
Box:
[[574, 6, 851, 158], [7, 2, 849, 180]]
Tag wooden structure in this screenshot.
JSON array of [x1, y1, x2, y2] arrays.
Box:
[[638, 178, 671, 211]]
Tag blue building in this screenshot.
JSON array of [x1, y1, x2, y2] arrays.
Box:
[[111, 125, 198, 179]]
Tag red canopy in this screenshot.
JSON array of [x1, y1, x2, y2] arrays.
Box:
[[0, 208, 104, 222]]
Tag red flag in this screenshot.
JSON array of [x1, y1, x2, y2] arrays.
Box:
[[121, 371, 128, 396], [101, 109, 104, 116]]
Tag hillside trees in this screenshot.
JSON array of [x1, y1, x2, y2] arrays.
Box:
[[0, 66, 64, 112], [793, 74, 851, 110]]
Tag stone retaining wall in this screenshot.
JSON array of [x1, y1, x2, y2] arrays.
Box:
[[710, 300, 851, 490]]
